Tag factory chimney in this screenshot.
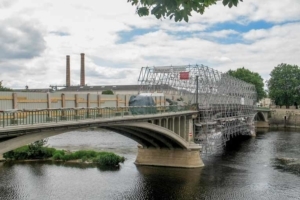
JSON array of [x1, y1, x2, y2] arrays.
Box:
[[66, 55, 70, 87], [80, 53, 85, 86]]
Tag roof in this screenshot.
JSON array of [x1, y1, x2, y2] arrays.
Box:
[[58, 85, 141, 92], [13, 88, 53, 93]]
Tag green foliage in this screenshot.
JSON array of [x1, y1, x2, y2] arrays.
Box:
[[128, 0, 243, 22], [101, 90, 114, 95], [3, 139, 55, 160], [52, 151, 64, 160], [0, 81, 12, 91], [93, 152, 125, 166], [227, 67, 266, 101], [3, 141, 125, 166], [52, 150, 124, 166], [268, 63, 300, 106]]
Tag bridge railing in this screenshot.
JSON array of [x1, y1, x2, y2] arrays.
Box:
[[0, 105, 194, 128]]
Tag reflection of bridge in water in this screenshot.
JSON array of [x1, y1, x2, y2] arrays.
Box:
[[0, 65, 267, 168]]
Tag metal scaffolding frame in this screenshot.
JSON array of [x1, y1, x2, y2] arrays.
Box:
[[138, 65, 257, 154]]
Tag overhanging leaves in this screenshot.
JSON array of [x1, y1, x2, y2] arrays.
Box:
[[128, 0, 243, 22]]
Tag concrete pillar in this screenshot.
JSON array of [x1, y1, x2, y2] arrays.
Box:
[[135, 146, 204, 168], [116, 95, 119, 108], [124, 95, 127, 107], [172, 117, 175, 131], [174, 117, 180, 135], [87, 93, 90, 117], [47, 92, 51, 109], [47, 92, 51, 118], [75, 94, 79, 108], [179, 116, 186, 139], [87, 93, 90, 108], [12, 93, 18, 109], [75, 94, 79, 116], [61, 93, 65, 108], [247, 117, 256, 136], [61, 93, 66, 118], [97, 94, 101, 108], [188, 117, 193, 142]]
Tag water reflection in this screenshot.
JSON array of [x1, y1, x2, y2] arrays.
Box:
[[129, 166, 203, 200], [272, 157, 300, 176], [0, 130, 300, 200], [2, 161, 121, 172]]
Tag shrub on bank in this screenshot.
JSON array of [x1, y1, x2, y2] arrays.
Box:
[[4, 145, 125, 166], [53, 150, 125, 166], [4, 146, 56, 160], [93, 152, 125, 166]]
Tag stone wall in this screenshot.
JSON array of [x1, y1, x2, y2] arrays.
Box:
[[268, 108, 300, 128]]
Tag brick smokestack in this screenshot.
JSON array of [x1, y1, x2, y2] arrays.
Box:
[[80, 53, 85, 86], [66, 55, 70, 87]]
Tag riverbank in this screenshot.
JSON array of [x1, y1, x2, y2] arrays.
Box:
[[256, 108, 300, 128]]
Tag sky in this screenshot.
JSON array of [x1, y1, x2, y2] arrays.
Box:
[[0, 0, 300, 89]]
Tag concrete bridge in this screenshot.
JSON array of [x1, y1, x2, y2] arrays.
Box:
[[0, 106, 203, 168], [254, 107, 271, 128], [0, 65, 260, 168]]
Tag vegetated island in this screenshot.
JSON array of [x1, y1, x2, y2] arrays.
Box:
[[3, 140, 125, 167]]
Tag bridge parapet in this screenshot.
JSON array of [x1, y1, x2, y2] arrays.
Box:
[[0, 105, 194, 129]]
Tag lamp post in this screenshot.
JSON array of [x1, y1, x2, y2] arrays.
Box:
[[196, 75, 199, 110]]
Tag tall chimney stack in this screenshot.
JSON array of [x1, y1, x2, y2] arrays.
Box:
[[66, 55, 70, 87], [80, 53, 85, 86]]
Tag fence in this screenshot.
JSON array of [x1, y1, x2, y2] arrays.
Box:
[[0, 105, 193, 128], [0, 92, 184, 110]]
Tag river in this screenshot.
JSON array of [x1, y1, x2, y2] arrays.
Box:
[[0, 128, 300, 200]]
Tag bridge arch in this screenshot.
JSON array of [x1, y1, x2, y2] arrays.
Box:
[[254, 111, 267, 122], [0, 121, 191, 155], [100, 122, 190, 150]]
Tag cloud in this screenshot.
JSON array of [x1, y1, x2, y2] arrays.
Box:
[[0, 18, 46, 60], [211, 56, 232, 63], [49, 31, 70, 37], [0, 0, 300, 89], [0, 0, 17, 9]]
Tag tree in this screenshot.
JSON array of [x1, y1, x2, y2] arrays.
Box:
[[128, 0, 243, 22], [0, 81, 12, 91], [268, 63, 300, 107], [227, 67, 266, 101], [102, 90, 114, 95]]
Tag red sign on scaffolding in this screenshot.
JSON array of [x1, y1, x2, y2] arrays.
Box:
[[180, 72, 189, 80]]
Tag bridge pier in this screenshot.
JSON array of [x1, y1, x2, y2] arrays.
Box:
[[135, 145, 204, 168]]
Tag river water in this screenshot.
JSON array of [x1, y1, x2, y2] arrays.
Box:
[[0, 129, 300, 200]]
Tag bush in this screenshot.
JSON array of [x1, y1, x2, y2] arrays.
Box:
[[81, 156, 88, 162], [3, 145, 55, 160], [4, 145, 125, 167], [93, 152, 125, 166]]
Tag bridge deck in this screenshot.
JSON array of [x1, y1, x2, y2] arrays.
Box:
[[0, 109, 198, 137]]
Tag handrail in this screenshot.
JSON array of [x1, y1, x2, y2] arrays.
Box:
[[0, 105, 195, 128]]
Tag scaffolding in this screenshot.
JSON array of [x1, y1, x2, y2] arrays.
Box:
[[138, 65, 257, 154]]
